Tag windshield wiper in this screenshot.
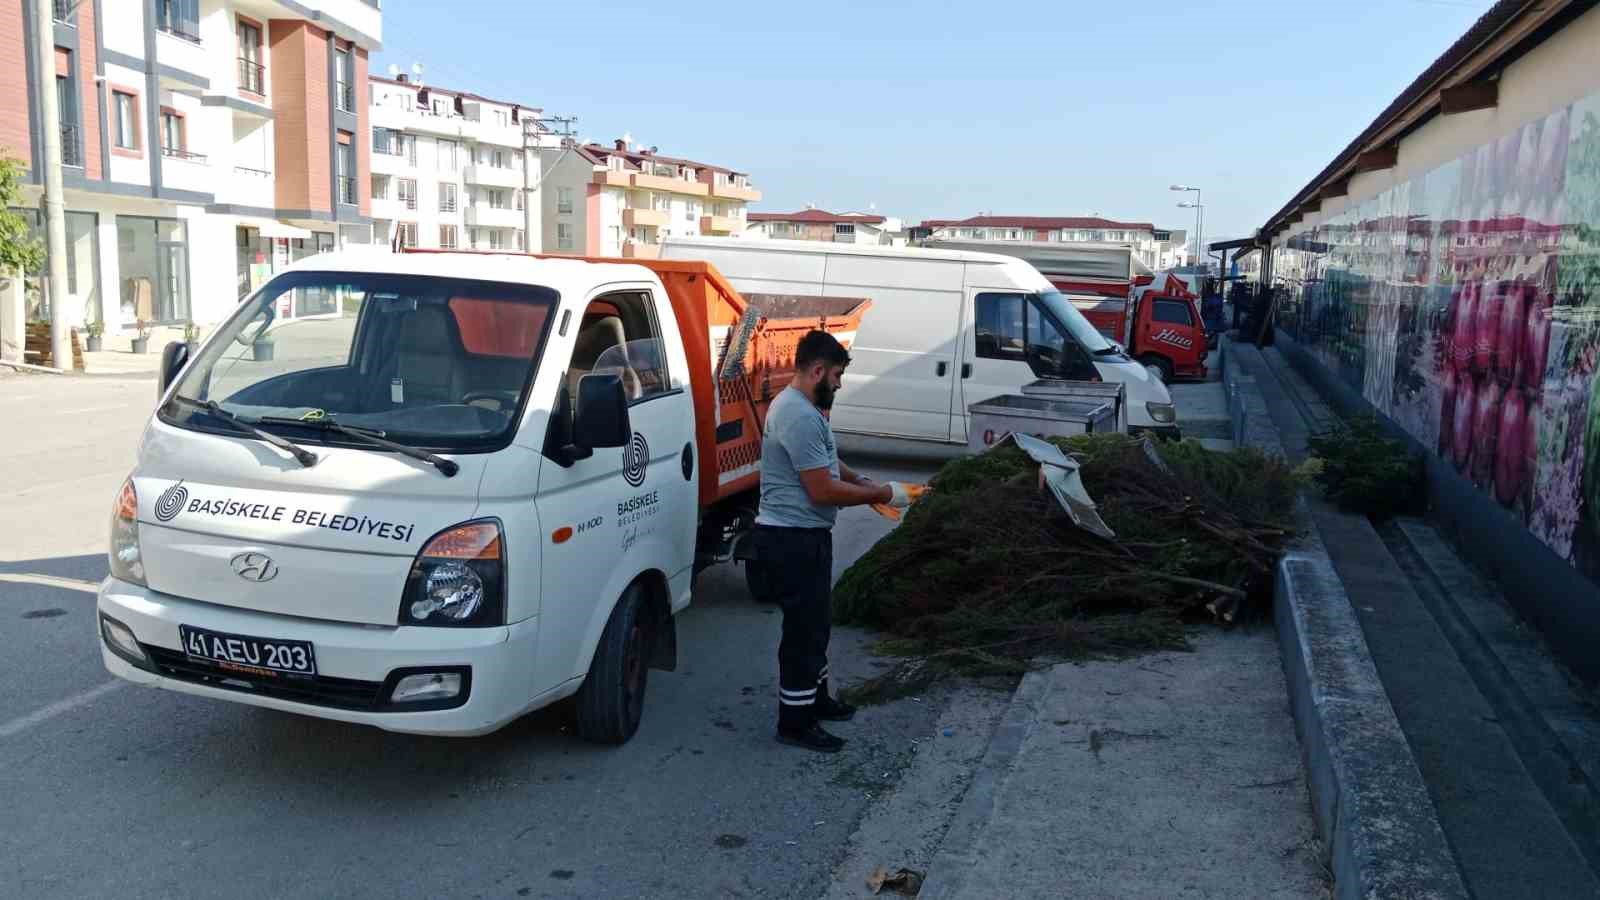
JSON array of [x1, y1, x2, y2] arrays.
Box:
[[170, 397, 319, 468], [259, 416, 460, 477], [1093, 346, 1125, 356]]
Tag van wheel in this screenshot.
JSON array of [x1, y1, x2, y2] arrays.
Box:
[[575, 582, 652, 744], [1141, 355, 1174, 384]]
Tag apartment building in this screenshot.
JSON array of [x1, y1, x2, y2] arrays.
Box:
[[537, 139, 760, 258], [368, 73, 548, 255], [745, 209, 906, 246], [916, 216, 1166, 270], [1, 0, 382, 338]]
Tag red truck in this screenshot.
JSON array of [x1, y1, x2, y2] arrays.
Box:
[[924, 240, 1208, 383]]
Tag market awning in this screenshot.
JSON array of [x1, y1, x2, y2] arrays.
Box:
[[237, 217, 313, 240]]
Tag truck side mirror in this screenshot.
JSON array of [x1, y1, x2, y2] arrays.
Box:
[[569, 372, 631, 459], [159, 341, 190, 394]]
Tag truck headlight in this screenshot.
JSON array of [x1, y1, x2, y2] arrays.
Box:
[[109, 478, 146, 586], [401, 520, 505, 627], [1146, 402, 1177, 424]]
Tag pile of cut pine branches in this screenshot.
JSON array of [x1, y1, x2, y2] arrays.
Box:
[[834, 434, 1300, 701]]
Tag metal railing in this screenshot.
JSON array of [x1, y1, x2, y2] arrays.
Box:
[[439, 197, 457, 213], [233, 165, 272, 177], [238, 58, 264, 95], [338, 176, 358, 205], [162, 146, 208, 164], [337, 83, 355, 113], [53, 0, 73, 24], [60, 123, 82, 167]]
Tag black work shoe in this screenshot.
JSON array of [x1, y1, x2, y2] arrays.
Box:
[[814, 696, 857, 722], [776, 723, 846, 753]]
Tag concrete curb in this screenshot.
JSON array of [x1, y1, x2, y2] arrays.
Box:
[[915, 669, 1048, 900], [1225, 336, 1468, 900]]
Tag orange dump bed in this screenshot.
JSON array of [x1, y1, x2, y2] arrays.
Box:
[[399, 249, 870, 507], [629, 258, 870, 507]]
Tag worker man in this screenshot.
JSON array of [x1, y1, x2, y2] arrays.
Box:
[[749, 330, 917, 752]]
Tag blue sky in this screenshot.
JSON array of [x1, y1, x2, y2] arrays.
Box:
[[375, 0, 1494, 243]]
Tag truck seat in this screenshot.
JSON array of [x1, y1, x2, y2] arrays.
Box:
[[393, 305, 467, 406], [567, 314, 641, 401]]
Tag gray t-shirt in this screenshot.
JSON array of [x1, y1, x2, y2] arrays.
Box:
[[755, 386, 840, 529]]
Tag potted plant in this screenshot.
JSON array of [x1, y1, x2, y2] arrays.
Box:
[[85, 320, 104, 352], [131, 319, 152, 354]]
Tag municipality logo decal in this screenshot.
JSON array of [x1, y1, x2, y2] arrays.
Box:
[[622, 433, 649, 487], [154, 480, 188, 522]]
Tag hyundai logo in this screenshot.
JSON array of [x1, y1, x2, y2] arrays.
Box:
[[230, 552, 278, 583]]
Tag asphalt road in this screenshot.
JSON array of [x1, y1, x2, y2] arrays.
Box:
[[0, 370, 941, 900]]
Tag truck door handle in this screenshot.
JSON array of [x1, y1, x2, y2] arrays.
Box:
[[962, 363, 973, 379], [936, 362, 948, 377]]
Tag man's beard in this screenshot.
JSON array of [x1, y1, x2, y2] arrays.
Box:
[[814, 379, 836, 410]]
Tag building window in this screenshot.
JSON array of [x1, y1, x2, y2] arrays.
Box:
[[336, 134, 356, 205], [439, 224, 457, 249], [111, 89, 139, 155], [438, 139, 458, 171], [157, 0, 200, 42], [468, 228, 479, 248], [556, 187, 574, 214], [557, 223, 574, 251], [396, 222, 417, 248], [438, 182, 457, 213], [514, 190, 523, 211], [492, 149, 510, 168], [117, 216, 189, 324], [607, 156, 624, 172], [487, 189, 507, 210], [237, 20, 265, 95], [493, 109, 508, 127], [158, 109, 199, 161], [488, 230, 506, 251], [397, 178, 417, 210], [371, 174, 390, 199], [515, 229, 525, 250], [685, 201, 698, 222], [334, 46, 353, 112]]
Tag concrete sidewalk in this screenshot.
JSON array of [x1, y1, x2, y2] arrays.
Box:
[[919, 631, 1328, 899]]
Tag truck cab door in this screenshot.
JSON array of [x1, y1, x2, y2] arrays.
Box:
[[532, 285, 696, 693], [1145, 296, 1204, 376], [959, 290, 1097, 435]]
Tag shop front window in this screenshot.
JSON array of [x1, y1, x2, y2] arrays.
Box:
[[15, 209, 100, 325], [118, 216, 189, 325]]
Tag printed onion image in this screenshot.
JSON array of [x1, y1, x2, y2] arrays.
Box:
[[1453, 281, 1478, 374], [1472, 378, 1503, 488], [1498, 281, 1527, 386], [1439, 366, 1459, 458], [1523, 292, 1552, 390], [1472, 281, 1500, 375], [1494, 389, 1527, 506], [1453, 373, 1476, 472]]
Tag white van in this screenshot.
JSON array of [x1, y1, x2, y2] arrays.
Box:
[[660, 237, 1178, 441]]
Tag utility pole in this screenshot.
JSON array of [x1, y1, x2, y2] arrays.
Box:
[[35, 0, 71, 370], [523, 114, 576, 254]]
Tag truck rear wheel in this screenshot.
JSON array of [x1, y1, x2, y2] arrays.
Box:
[[575, 582, 652, 744], [1141, 355, 1174, 384]]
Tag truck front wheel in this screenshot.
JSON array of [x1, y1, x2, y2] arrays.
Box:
[[1141, 355, 1174, 385], [575, 582, 653, 744]]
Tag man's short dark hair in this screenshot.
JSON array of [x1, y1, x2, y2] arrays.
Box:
[[795, 330, 851, 370]]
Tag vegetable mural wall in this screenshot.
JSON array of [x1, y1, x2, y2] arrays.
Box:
[[1273, 92, 1600, 582]]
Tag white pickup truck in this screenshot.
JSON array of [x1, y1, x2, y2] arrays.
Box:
[[97, 249, 869, 742]]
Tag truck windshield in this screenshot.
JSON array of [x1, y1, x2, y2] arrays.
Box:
[[1036, 290, 1117, 355], [161, 271, 558, 452]]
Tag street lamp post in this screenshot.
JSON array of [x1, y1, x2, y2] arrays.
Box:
[[1170, 184, 1202, 271], [1178, 201, 1205, 275]]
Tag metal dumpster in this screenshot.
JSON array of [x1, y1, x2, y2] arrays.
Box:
[[1019, 380, 1127, 433], [968, 395, 1117, 453]]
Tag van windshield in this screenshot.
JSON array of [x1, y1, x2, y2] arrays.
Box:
[[1036, 290, 1116, 355], [160, 271, 558, 452]]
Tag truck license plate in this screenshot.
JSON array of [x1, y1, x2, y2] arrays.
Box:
[[179, 625, 317, 677]]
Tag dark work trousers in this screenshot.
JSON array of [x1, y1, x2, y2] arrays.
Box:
[[749, 525, 834, 731]]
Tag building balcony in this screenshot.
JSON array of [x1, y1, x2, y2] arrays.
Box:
[[623, 208, 669, 229], [592, 169, 631, 188], [371, 148, 414, 175], [464, 164, 522, 189], [700, 215, 735, 235], [710, 182, 761, 202], [217, 165, 275, 208], [632, 172, 708, 196], [621, 241, 660, 259], [465, 205, 522, 229], [161, 147, 213, 194], [155, 27, 208, 94], [370, 195, 414, 221]]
